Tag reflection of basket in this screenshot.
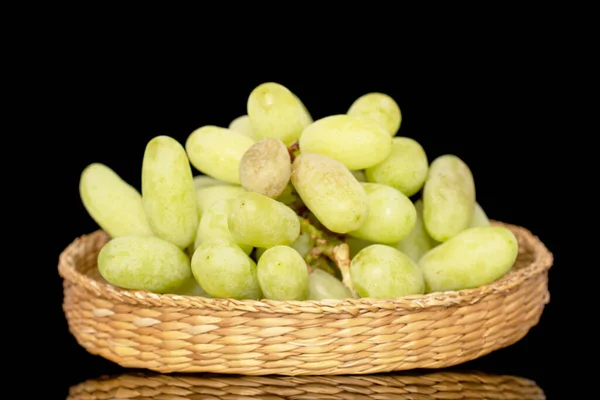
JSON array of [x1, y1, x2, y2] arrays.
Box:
[[59, 221, 552, 375], [68, 371, 546, 399]]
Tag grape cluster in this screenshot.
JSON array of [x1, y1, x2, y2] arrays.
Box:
[[79, 82, 519, 301]]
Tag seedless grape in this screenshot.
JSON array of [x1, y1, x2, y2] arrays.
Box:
[[257, 246, 309, 300], [308, 269, 352, 300], [228, 115, 256, 139], [347, 92, 402, 136], [194, 199, 253, 255], [239, 138, 291, 198]]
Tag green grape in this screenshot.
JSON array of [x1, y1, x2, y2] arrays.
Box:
[[195, 185, 246, 218], [193, 175, 232, 191], [274, 182, 297, 205], [98, 235, 193, 293], [247, 82, 312, 146], [142, 136, 198, 248], [239, 138, 291, 198], [347, 92, 402, 136], [228, 115, 256, 140], [172, 276, 211, 297], [194, 199, 253, 255], [419, 226, 519, 293], [308, 269, 352, 300], [257, 246, 309, 300], [290, 225, 314, 257], [345, 236, 375, 259], [348, 182, 416, 244], [423, 155, 476, 242], [291, 153, 368, 234], [471, 202, 490, 227], [350, 244, 425, 299], [350, 170, 366, 182], [186, 125, 255, 184], [191, 240, 262, 300], [299, 115, 392, 170], [228, 192, 301, 248], [365, 137, 429, 197], [395, 199, 436, 263], [79, 163, 153, 238], [254, 247, 267, 261]]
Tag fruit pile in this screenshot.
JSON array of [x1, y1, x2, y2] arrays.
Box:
[[79, 82, 519, 301]]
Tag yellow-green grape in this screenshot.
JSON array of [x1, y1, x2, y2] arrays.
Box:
[[142, 136, 198, 248], [347, 92, 402, 136], [79, 163, 153, 238], [228, 115, 256, 140], [274, 182, 296, 205], [299, 115, 392, 170], [346, 236, 375, 259], [195, 185, 246, 219], [291, 153, 368, 234], [185, 126, 255, 184], [350, 170, 366, 182], [365, 137, 429, 197], [247, 82, 312, 146], [193, 175, 232, 191], [290, 226, 314, 257], [191, 240, 262, 300], [172, 277, 211, 297], [308, 269, 352, 300], [254, 247, 267, 261], [348, 183, 416, 244], [423, 155, 476, 242], [419, 226, 519, 293], [98, 236, 193, 293], [257, 246, 309, 300], [471, 202, 490, 227], [228, 192, 301, 248], [395, 199, 436, 263], [194, 199, 253, 255], [239, 138, 291, 198], [350, 245, 425, 299]]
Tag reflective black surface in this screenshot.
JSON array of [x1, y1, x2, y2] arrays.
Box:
[[45, 60, 565, 399]]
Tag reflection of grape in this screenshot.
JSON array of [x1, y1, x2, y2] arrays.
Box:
[[98, 236, 192, 293], [228, 115, 256, 139], [228, 192, 300, 248], [308, 269, 352, 300], [142, 136, 198, 248], [351, 245, 425, 298], [79, 163, 153, 238], [194, 199, 253, 255], [191, 240, 262, 300], [291, 153, 367, 234], [347, 92, 402, 136], [257, 246, 308, 300], [419, 226, 518, 293], [239, 138, 291, 198]]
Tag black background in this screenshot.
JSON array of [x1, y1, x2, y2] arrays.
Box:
[[42, 49, 566, 398]]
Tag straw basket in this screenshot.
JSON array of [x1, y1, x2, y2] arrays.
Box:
[[58, 221, 552, 376], [68, 371, 546, 399]]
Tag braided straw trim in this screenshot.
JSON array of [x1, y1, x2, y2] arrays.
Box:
[[59, 221, 552, 375], [68, 371, 545, 399]]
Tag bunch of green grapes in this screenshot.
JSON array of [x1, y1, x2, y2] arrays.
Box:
[[79, 83, 519, 302]]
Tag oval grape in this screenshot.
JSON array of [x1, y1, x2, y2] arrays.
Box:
[[471, 202, 490, 227], [365, 137, 429, 197], [349, 182, 416, 244], [291, 153, 368, 234], [98, 235, 192, 293], [142, 136, 198, 248], [395, 199, 436, 263], [299, 115, 392, 170], [419, 226, 518, 293], [228, 115, 256, 140], [195, 185, 246, 219], [186, 126, 255, 184], [247, 82, 312, 146], [351, 244, 425, 298], [239, 138, 291, 198], [194, 175, 232, 191], [308, 269, 352, 300], [191, 240, 262, 300], [79, 163, 153, 238], [423, 154, 476, 242], [228, 192, 300, 248], [347, 92, 402, 136], [257, 246, 309, 300]]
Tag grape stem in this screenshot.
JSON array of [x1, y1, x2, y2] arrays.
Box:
[[300, 218, 358, 298], [287, 140, 301, 162]]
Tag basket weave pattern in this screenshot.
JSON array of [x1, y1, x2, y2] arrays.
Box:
[[59, 221, 552, 375], [68, 371, 545, 399]]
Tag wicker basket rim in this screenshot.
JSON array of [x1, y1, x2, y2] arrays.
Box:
[[58, 220, 553, 314]]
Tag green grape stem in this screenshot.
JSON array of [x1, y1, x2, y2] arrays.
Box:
[[299, 217, 358, 298]]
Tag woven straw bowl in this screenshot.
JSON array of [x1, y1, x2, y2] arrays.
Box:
[[58, 221, 552, 376], [68, 371, 546, 399]]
